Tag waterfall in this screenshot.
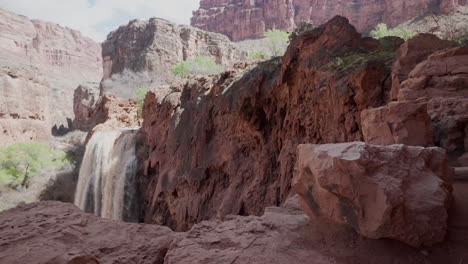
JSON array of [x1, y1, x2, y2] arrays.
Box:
[[74, 129, 139, 222]]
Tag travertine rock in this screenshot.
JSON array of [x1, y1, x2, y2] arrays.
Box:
[[0, 8, 102, 144], [85, 93, 139, 141], [191, 0, 468, 41], [1, 199, 466, 263], [139, 16, 393, 231], [293, 142, 453, 247], [0, 201, 174, 264]]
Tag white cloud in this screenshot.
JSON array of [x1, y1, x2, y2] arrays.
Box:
[[0, 0, 200, 41]]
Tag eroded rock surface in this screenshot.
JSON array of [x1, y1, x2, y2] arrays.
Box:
[[191, 0, 468, 41], [293, 142, 453, 247], [1, 199, 466, 263], [0, 201, 174, 264], [363, 40, 468, 165], [139, 16, 394, 231]]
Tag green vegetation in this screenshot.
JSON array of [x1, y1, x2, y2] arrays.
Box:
[[370, 23, 416, 41], [171, 56, 223, 78], [0, 142, 70, 188], [324, 50, 396, 72], [135, 87, 148, 118], [264, 29, 290, 57], [289, 22, 315, 41], [455, 35, 468, 46], [250, 51, 269, 60]]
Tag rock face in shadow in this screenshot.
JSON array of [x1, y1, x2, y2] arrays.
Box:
[[292, 142, 453, 247], [191, 0, 468, 41], [0, 8, 102, 145], [101, 18, 247, 97], [139, 16, 394, 231]]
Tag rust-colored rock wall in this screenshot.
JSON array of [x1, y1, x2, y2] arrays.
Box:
[[139, 17, 393, 231], [191, 0, 467, 41]]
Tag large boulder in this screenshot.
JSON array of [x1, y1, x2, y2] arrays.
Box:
[[292, 142, 453, 247], [361, 101, 433, 146]]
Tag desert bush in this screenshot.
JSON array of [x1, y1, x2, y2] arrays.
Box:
[[135, 87, 148, 118], [0, 142, 70, 188], [264, 29, 290, 57], [250, 51, 269, 60], [289, 22, 315, 41], [171, 57, 223, 77], [370, 23, 416, 41]]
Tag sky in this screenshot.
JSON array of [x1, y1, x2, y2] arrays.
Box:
[[0, 0, 200, 42]]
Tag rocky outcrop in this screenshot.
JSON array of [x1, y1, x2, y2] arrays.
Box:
[[139, 16, 395, 231], [0, 201, 174, 264], [0, 8, 102, 145], [72, 84, 100, 131], [2, 199, 467, 263], [85, 94, 139, 141], [293, 142, 453, 247], [362, 42, 468, 165], [361, 102, 434, 146], [101, 18, 247, 96], [191, 0, 468, 41]]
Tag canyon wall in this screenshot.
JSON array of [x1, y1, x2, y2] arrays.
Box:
[[139, 16, 468, 232], [139, 16, 395, 231], [0, 8, 102, 145], [191, 0, 468, 41], [101, 18, 247, 97]]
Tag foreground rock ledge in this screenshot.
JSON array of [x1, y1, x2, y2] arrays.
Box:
[[293, 142, 453, 247], [0, 200, 466, 263]]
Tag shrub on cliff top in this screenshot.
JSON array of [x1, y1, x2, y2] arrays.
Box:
[[264, 29, 290, 57], [250, 51, 270, 60], [370, 23, 416, 41], [289, 22, 315, 41], [0, 142, 70, 189], [171, 57, 223, 78], [135, 87, 148, 118]]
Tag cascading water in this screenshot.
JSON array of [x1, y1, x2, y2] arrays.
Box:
[[74, 128, 139, 222]]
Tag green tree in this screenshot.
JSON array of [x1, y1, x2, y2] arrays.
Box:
[[264, 29, 290, 57], [171, 57, 223, 78], [0, 142, 70, 188], [135, 87, 148, 118], [370, 23, 416, 41]]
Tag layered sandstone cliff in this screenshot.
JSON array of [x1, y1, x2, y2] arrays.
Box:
[[0, 8, 102, 145], [101, 18, 247, 97], [191, 0, 468, 41]]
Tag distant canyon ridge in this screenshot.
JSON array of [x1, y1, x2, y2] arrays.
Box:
[[191, 0, 468, 41]]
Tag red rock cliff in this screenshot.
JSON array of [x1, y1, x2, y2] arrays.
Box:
[[0, 8, 102, 145], [191, 0, 467, 41]]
